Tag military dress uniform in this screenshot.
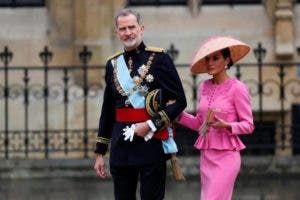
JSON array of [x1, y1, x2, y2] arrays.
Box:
[[95, 42, 186, 200]]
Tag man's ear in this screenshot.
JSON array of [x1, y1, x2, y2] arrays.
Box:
[[140, 25, 145, 33]]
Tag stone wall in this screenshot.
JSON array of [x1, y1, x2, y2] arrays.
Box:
[[1, 1, 300, 157]]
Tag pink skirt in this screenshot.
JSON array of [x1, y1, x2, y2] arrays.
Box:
[[200, 149, 241, 200]]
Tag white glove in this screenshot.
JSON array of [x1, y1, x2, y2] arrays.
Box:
[[122, 124, 135, 142], [144, 131, 154, 141]]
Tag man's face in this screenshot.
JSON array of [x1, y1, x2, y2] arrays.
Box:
[[116, 14, 144, 51]]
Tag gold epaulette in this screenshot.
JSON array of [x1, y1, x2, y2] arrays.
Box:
[[106, 51, 123, 62], [145, 46, 165, 53]]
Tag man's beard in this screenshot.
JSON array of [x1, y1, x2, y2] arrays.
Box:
[[123, 39, 137, 49], [123, 36, 142, 50]]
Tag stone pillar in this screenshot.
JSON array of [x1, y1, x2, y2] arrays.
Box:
[[71, 0, 124, 85], [263, 0, 277, 20], [47, 0, 74, 65], [264, 0, 295, 156], [48, 0, 73, 46], [188, 0, 200, 17], [47, 0, 125, 66], [47, 0, 126, 83], [73, 0, 110, 65], [274, 0, 294, 155], [274, 0, 294, 58], [73, 0, 126, 63]]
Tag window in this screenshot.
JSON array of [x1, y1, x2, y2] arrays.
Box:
[[127, 0, 262, 6], [127, 0, 186, 6], [0, 0, 45, 7], [202, 0, 261, 4]]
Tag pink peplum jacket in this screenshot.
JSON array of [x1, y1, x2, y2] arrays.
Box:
[[177, 77, 254, 151]]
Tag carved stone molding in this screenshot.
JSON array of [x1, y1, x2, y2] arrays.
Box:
[[264, 0, 295, 59]]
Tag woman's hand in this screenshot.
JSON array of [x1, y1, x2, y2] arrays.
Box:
[[209, 115, 231, 129]]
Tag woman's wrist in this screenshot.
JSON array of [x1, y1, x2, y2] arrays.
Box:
[[225, 123, 232, 132]]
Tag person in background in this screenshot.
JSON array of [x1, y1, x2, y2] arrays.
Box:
[[176, 36, 254, 200], [94, 8, 186, 200]]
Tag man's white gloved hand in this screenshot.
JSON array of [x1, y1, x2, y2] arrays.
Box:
[[122, 124, 135, 142]]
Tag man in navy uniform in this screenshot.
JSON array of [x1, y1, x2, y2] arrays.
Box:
[[94, 8, 186, 200]]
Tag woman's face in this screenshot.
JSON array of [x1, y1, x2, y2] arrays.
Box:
[[204, 50, 230, 75]]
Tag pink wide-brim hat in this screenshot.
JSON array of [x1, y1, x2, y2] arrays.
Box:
[[190, 36, 251, 74]]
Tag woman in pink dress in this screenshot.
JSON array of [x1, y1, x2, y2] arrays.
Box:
[[177, 36, 255, 200]]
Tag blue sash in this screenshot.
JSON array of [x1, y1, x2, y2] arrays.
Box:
[[162, 128, 178, 154], [115, 55, 145, 108], [114, 54, 177, 154]]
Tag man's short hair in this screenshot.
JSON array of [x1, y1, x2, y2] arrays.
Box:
[[115, 8, 141, 27]]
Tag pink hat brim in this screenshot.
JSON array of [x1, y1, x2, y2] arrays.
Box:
[[190, 36, 251, 74]]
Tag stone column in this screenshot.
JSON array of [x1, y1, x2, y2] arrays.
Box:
[[264, 0, 294, 155], [47, 0, 126, 83], [275, 0, 294, 156], [188, 0, 200, 17], [263, 0, 277, 20], [73, 0, 125, 65], [47, 0, 125, 66], [73, 0, 112, 65], [72, 0, 124, 84], [274, 0, 294, 58], [47, 0, 74, 65]]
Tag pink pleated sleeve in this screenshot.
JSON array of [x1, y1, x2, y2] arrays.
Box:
[[177, 83, 204, 132]]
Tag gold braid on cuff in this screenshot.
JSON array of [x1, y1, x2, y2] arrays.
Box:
[[96, 136, 110, 145], [158, 110, 170, 129]]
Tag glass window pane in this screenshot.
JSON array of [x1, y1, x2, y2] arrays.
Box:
[[202, 0, 261, 4], [0, 0, 45, 6], [128, 0, 186, 6]]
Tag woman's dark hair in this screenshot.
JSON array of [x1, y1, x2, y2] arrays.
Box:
[[220, 48, 233, 68]]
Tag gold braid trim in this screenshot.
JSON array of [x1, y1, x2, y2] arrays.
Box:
[[145, 46, 165, 53], [96, 136, 110, 145], [106, 51, 123, 62], [145, 89, 160, 116], [112, 53, 155, 98], [158, 110, 170, 129]]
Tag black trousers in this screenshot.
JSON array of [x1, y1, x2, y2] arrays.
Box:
[[110, 160, 166, 200]]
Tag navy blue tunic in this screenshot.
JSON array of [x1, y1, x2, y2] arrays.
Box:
[[95, 42, 187, 166]]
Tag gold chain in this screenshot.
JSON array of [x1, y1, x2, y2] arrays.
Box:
[[112, 53, 155, 98]]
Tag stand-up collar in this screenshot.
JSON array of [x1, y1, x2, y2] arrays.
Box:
[[124, 42, 146, 57]]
